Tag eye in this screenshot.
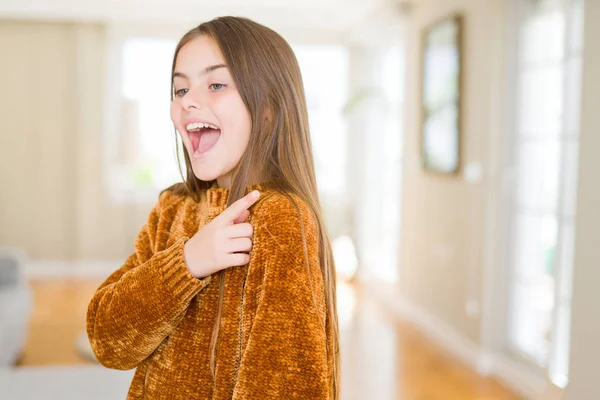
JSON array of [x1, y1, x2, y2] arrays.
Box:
[[174, 88, 188, 97], [209, 83, 226, 91]]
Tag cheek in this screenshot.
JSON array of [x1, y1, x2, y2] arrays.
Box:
[[170, 102, 188, 145], [170, 102, 180, 125], [239, 112, 252, 147], [218, 95, 251, 143], [230, 108, 251, 153]]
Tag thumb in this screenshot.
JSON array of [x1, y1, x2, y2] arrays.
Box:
[[215, 190, 260, 226], [233, 209, 250, 224]]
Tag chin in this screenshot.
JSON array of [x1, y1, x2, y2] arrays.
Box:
[[190, 164, 220, 182]]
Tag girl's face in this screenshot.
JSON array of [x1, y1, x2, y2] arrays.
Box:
[[171, 35, 252, 188]]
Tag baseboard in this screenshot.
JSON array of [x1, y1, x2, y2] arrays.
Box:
[[358, 270, 550, 400], [26, 260, 121, 279], [491, 352, 551, 400]]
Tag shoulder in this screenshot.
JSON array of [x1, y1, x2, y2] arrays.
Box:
[[253, 189, 318, 241], [147, 183, 194, 226], [158, 184, 189, 211]]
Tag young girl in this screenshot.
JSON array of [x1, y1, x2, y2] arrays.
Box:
[[86, 16, 340, 400]]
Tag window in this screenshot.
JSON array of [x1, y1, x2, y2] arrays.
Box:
[[293, 45, 355, 279], [108, 39, 350, 205], [368, 46, 404, 283], [293, 45, 349, 198], [107, 37, 181, 203], [507, 0, 583, 388], [352, 45, 405, 284]]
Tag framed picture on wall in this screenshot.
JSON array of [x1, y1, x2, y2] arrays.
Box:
[[420, 14, 463, 174]]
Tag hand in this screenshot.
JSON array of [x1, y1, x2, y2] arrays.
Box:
[[183, 190, 260, 278]]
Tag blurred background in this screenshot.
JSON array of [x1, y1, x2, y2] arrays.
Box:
[[0, 0, 598, 399]]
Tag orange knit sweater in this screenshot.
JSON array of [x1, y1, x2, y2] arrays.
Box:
[[86, 183, 333, 399]]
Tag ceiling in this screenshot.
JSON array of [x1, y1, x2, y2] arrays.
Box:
[[0, 0, 412, 43]]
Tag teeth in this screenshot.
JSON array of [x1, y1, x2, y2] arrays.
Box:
[[186, 122, 219, 131]]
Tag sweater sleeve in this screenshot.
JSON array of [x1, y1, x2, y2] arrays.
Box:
[[86, 192, 211, 370], [232, 194, 331, 400]]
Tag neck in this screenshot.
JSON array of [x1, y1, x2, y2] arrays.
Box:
[[216, 174, 232, 189]]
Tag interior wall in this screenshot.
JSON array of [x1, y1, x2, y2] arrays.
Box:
[[398, 0, 507, 343], [0, 19, 352, 265], [564, 1, 600, 398], [0, 20, 152, 262], [0, 20, 77, 260]]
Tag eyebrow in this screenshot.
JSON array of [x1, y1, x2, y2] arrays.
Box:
[[173, 64, 227, 79]]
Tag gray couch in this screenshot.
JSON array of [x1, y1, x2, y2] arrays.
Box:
[[0, 365, 134, 399], [0, 248, 33, 366]]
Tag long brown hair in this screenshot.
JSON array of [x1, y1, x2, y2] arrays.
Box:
[[169, 16, 340, 398]]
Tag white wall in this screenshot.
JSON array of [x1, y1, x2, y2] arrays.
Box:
[[0, 20, 152, 262], [0, 18, 360, 266], [564, 1, 600, 398], [399, 0, 506, 344]]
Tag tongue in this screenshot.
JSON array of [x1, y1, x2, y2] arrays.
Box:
[[198, 129, 221, 153]]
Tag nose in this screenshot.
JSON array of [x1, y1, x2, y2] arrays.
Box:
[[181, 87, 204, 111]]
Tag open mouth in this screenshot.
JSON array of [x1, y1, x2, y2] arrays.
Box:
[[186, 122, 221, 156]]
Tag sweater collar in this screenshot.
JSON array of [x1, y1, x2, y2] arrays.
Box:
[[206, 181, 267, 209]]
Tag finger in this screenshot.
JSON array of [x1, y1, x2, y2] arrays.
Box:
[[215, 190, 260, 225], [233, 209, 250, 224], [227, 253, 251, 267], [225, 223, 253, 239], [227, 238, 253, 253]]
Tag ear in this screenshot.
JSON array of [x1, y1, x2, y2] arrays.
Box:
[[263, 107, 273, 123], [261, 106, 275, 133]]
